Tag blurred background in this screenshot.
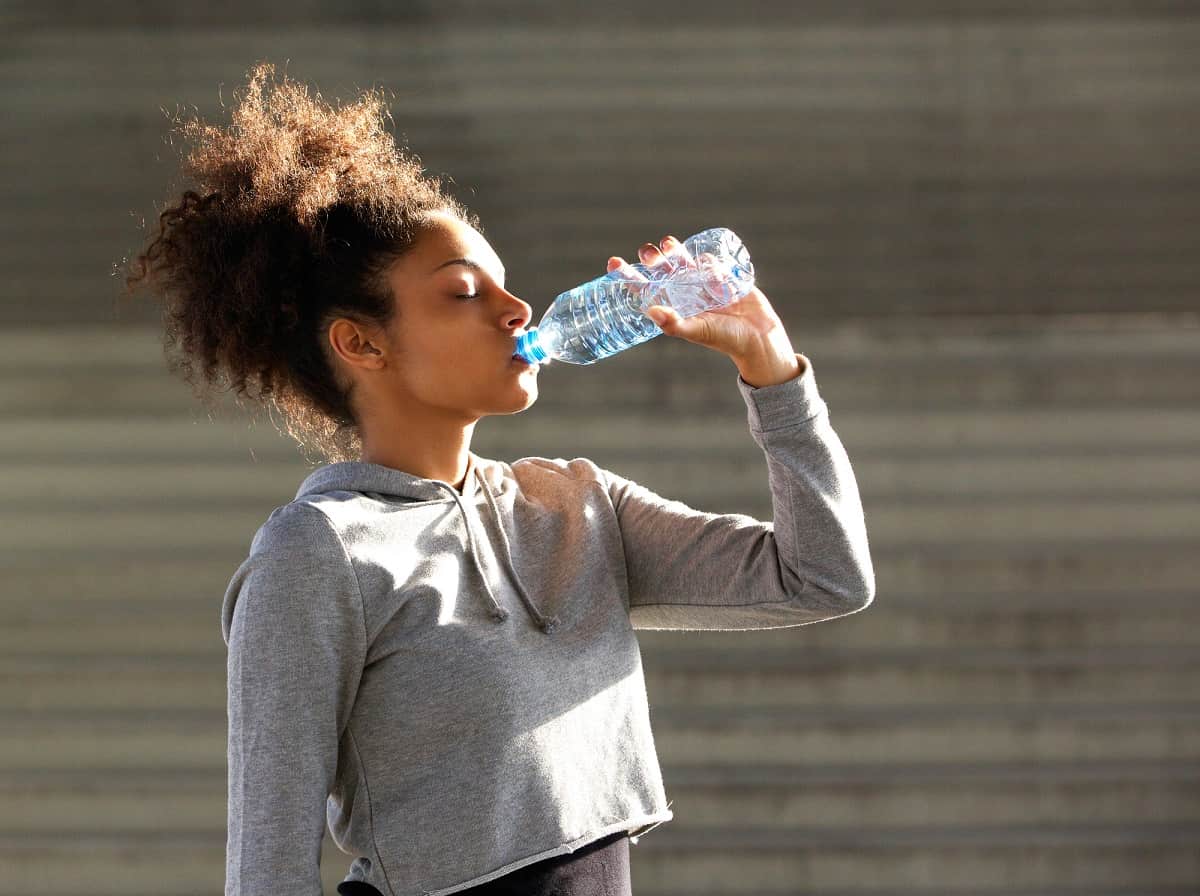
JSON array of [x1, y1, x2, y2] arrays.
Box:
[[3, 1, 1199, 893]]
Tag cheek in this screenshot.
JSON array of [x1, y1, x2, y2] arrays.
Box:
[[406, 346, 482, 394]]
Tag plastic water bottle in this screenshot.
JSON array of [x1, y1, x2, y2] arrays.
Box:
[[513, 226, 755, 366]]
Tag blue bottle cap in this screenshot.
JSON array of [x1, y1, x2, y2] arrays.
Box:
[[514, 329, 547, 364]]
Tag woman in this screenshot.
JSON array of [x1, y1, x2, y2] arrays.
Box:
[[122, 62, 875, 896]]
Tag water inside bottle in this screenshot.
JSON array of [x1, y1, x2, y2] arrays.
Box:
[[541, 275, 665, 365], [515, 227, 755, 366]]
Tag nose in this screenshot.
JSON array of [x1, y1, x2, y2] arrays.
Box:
[[501, 289, 533, 331]]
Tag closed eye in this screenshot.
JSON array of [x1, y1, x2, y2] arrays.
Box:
[[457, 293, 480, 300]]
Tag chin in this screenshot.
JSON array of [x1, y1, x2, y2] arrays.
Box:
[[478, 384, 537, 417], [507, 384, 539, 413]]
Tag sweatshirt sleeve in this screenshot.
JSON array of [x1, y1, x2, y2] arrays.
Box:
[[603, 352, 876, 631], [219, 503, 367, 896]]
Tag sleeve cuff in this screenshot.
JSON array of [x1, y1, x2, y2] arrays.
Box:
[[736, 352, 828, 435]]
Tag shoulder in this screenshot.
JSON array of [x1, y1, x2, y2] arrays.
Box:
[[510, 455, 611, 489], [247, 499, 346, 557], [222, 501, 361, 645]]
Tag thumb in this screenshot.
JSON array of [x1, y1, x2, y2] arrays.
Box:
[[647, 303, 720, 350], [646, 305, 679, 329]]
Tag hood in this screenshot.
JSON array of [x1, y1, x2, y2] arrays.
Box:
[[292, 452, 560, 634]]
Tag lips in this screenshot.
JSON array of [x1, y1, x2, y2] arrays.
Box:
[[511, 333, 536, 365]]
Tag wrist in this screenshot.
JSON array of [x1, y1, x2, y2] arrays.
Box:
[[735, 352, 806, 388]]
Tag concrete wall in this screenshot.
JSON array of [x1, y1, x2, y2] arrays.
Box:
[[2, 2, 1198, 893]]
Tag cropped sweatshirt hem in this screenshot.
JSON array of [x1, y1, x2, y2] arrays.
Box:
[[404, 813, 666, 896]]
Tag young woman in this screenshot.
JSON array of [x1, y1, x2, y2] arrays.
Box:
[[123, 62, 875, 896]]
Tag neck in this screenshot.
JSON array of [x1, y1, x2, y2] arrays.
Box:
[[359, 416, 478, 493]]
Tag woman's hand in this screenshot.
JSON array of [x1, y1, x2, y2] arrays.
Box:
[[606, 234, 806, 387]]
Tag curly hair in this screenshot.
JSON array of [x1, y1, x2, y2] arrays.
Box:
[[117, 61, 479, 464]]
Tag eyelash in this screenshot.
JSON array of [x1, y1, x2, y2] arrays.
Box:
[[457, 293, 480, 300]]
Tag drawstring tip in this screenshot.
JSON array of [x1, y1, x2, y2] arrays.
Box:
[[540, 615, 559, 633]]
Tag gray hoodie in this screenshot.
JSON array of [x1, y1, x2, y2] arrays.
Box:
[[220, 353, 875, 896]]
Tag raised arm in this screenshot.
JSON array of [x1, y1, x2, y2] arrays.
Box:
[[600, 236, 876, 630], [220, 503, 367, 896], [604, 353, 875, 631]]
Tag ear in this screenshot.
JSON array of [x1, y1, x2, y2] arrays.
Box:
[[329, 318, 388, 369]]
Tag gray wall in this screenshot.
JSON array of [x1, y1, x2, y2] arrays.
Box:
[[2, 2, 1198, 894]]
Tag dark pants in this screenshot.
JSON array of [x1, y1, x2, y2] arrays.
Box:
[[337, 829, 632, 896]]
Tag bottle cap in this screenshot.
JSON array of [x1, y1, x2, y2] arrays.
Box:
[[514, 329, 547, 364]]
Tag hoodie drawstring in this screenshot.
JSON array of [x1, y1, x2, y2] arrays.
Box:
[[430, 468, 559, 635]]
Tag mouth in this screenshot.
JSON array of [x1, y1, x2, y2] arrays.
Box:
[[511, 333, 538, 367]]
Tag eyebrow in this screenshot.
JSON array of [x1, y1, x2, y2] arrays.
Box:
[[432, 257, 506, 279]]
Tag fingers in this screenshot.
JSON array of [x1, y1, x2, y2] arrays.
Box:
[[609, 235, 694, 278], [639, 235, 694, 275], [638, 241, 663, 265], [606, 256, 648, 281], [606, 234, 694, 308], [606, 256, 656, 305]]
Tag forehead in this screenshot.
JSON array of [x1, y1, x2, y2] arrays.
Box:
[[416, 213, 503, 274]]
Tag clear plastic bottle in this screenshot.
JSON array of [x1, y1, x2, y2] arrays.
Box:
[[513, 226, 754, 366]]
